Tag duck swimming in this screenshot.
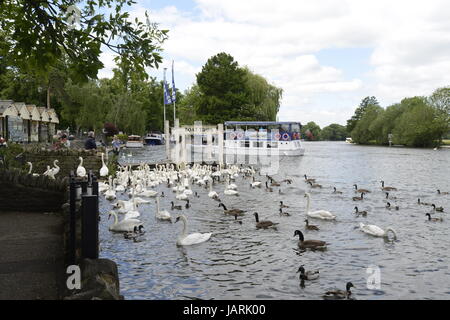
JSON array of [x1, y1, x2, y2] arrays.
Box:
[[297, 265, 319, 281], [305, 219, 319, 230], [323, 282, 354, 300]]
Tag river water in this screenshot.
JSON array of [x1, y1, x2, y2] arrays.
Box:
[[99, 142, 450, 300]]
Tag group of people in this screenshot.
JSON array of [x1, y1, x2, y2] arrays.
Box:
[[85, 131, 121, 154]]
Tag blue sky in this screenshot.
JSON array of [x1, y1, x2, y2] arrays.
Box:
[[98, 0, 450, 127]]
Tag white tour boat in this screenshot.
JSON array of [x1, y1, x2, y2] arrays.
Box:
[[187, 121, 305, 157]]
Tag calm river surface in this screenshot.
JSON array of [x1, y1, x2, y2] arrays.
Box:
[[99, 142, 450, 300]]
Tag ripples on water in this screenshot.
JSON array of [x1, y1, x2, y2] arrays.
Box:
[[100, 142, 450, 300]]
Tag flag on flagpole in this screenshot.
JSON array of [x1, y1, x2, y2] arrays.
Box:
[[164, 69, 172, 105], [171, 60, 176, 103]]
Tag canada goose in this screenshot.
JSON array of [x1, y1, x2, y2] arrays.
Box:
[[332, 187, 343, 194], [234, 214, 242, 225], [123, 226, 139, 240], [426, 213, 443, 222], [171, 201, 183, 210], [218, 203, 246, 216], [265, 181, 273, 192], [354, 206, 367, 217], [352, 192, 365, 201], [431, 204, 444, 212], [418, 198, 431, 206], [305, 219, 319, 230], [185, 199, 191, 209], [304, 174, 316, 183], [381, 181, 397, 191], [386, 202, 399, 210], [253, 212, 278, 229], [280, 201, 289, 208], [175, 215, 212, 246], [323, 282, 354, 300], [308, 181, 322, 188], [385, 192, 397, 200], [270, 178, 281, 187], [282, 179, 293, 184], [294, 230, 327, 250], [297, 265, 319, 281], [279, 208, 291, 216], [353, 184, 370, 193], [437, 189, 449, 195], [304, 193, 336, 220]]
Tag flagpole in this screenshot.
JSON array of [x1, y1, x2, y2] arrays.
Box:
[[163, 67, 167, 127], [172, 60, 176, 125]]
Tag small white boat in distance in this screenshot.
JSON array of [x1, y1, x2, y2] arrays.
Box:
[[126, 135, 144, 148], [345, 137, 353, 144]]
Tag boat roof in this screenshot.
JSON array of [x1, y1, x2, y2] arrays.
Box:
[[224, 121, 301, 126], [128, 135, 141, 138]]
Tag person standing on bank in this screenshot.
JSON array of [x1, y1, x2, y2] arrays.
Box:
[[85, 131, 97, 150], [112, 135, 121, 155]]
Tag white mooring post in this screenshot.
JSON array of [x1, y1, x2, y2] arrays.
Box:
[[218, 123, 224, 166], [174, 119, 180, 164], [164, 120, 170, 160], [180, 127, 187, 164]]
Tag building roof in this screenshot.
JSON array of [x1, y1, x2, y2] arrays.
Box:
[[0, 100, 19, 117]]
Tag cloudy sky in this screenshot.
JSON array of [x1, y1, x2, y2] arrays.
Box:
[[98, 0, 450, 127]]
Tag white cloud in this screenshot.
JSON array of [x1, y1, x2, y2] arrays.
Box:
[[98, 0, 450, 127]]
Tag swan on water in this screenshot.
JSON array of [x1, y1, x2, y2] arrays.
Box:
[[77, 157, 87, 177], [175, 215, 212, 246], [100, 153, 109, 177], [304, 193, 336, 220], [359, 222, 397, 240], [108, 211, 142, 232], [155, 196, 171, 221]]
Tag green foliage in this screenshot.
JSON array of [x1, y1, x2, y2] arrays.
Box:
[[346, 96, 380, 133], [301, 122, 322, 141], [392, 98, 447, 147], [0, 0, 168, 82], [319, 123, 347, 141], [0, 143, 25, 170], [116, 134, 128, 142], [351, 105, 384, 144]]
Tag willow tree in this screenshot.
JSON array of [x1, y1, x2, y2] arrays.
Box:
[[243, 67, 282, 121]]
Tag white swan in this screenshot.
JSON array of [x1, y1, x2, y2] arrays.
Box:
[[108, 211, 142, 232], [123, 200, 140, 220], [104, 179, 116, 201], [77, 157, 86, 177], [359, 223, 397, 240], [43, 165, 56, 180], [304, 193, 336, 220], [27, 162, 40, 177], [100, 153, 109, 177], [208, 182, 219, 199], [175, 215, 212, 246], [155, 196, 171, 221], [175, 186, 189, 200], [224, 189, 239, 196], [47, 160, 60, 177], [226, 176, 238, 190]]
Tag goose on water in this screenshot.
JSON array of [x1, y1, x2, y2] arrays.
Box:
[[437, 189, 449, 195], [381, 181, 397, 191], [418, 198, 431, 206], [353, 184, 370, 193], [332, 187, 343, 194], [280, 201, 289, 208], [352, 192, 365, 201], [279, 208, 291, 216], [175, 215, 212, 246], [426, 213, 443, 222], [354, 206, 367, 217], [386, 202, 399, 210], [218, 203, 245, 216], [171, 201, 183, 210], [253, 212, 278, 229], [305, 219, 319, 230], [294, 230, 327, 250], [431, 204, 444, 212], [304, 193, 336, 220]]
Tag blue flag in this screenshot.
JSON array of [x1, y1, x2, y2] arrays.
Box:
[[171, 60, 176, 103], [164, 73, 172, 105]]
